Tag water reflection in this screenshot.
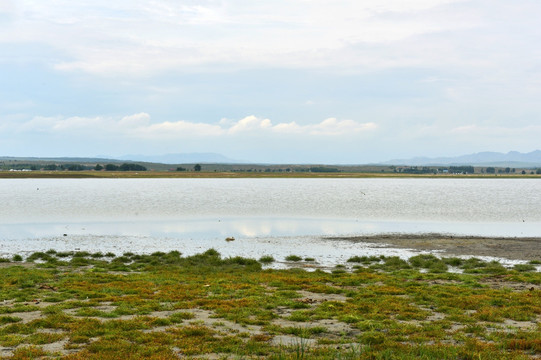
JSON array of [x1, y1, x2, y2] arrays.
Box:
[[1, 178, 541, 261], [1, 216, 540, 242]]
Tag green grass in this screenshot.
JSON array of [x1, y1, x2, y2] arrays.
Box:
[[0, 250, 538, 359], [259, 255, 276, 264], [285, 255, 303, 262]]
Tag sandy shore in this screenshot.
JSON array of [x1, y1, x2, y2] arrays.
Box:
[[332, 234, 541, 261]]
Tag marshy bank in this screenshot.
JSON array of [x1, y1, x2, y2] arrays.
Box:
[[0, 249, 539, 359], [335, 234, 541, 262], [2, 233, 539, 272]]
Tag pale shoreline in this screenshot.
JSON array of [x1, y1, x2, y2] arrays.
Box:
[[333, 233, 541, 261], [2, 232, 540, 267]]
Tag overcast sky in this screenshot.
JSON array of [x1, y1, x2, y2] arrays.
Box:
[[1, 0, 540, 163]]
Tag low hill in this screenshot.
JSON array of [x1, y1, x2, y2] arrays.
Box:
[[383, 150, 541, 167]]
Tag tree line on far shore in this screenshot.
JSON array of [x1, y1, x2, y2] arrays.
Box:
[[4, 162, 541, 174], [13, 163, 149, 171]]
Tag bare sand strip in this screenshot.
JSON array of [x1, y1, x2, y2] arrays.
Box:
[[331, 234, 541, 261]]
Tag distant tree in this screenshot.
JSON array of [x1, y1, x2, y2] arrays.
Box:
[[94, 164, 103, 171], [44, 164, 57, 171], [105, 164, 119, 171], [401, 166, 433, 174], [176, 167, 186, 172], [505, 167, 510, 174], [67, 164, 85, 171], [521, 170, 526, 174], [309, 167, 340, 173], [194, 164, 202, 172], [449, 166, 474, 174], [119, 163, 147, 171], [486, 167, 496, 174], [537, 168, 541, 175]]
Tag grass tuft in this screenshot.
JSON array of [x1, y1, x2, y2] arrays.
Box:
[[285, 255, 303, 262]]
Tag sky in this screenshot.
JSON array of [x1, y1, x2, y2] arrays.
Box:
[[1, 0, 540, 164]]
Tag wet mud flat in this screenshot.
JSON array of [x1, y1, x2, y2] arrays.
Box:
[[334, 234, 541, 261]]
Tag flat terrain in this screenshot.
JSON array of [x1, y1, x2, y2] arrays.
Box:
[[1, 170, 539, 178], [0, 247, 539, 359], [336, 234, 541, 261]]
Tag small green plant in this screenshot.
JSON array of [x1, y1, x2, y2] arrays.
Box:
[[73, 251, 91, 258], [285, 255, 302, 262], [461, 257, 487, 270], [27, 252, 53, 262], [288, 311, 311, 322], [0, 316, 22, 325], [56, 251, 73, 258], [408, 254, 439, 268], [360, 330, 385, 345], [513, 264, 536, 272], [347, 256, 364, 263], [12, 254, 23, 262], [443, 257, 463, 266], [259, 255, 275, 264], [169, 312, 195, 323]]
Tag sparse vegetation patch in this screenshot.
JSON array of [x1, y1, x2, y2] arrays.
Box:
[[0, 250, 538, 359]]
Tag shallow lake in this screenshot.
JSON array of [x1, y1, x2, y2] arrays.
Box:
[[1, 178, 540, 263]]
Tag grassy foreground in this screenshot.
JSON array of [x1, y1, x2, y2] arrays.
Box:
[[0, 250, 539, 359]]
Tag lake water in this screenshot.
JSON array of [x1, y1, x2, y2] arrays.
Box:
[[1, 178, 540, 264]]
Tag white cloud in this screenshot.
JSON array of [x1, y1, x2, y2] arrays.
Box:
[[228, 116, 272, 134], [16, 113, 377, 139], [17, 116, 61, 132], [119, 112, 151, 127], [271, 118, 377, 136], [3, 1, 540, 162], [310, 118, 377, 135], [18, 115, 118, 133], [7, 112, 540, 162], [1, 0, 479, 76], [0, 0, 15, 15], [223, 116, 376, 136]]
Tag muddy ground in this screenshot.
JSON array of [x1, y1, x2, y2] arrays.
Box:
[[332, 234, 541, 261]]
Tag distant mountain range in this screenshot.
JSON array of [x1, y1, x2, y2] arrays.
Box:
[[115, 152, 241, 164], [383, 150, 541, 167], [3, 150, 541, 167]]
